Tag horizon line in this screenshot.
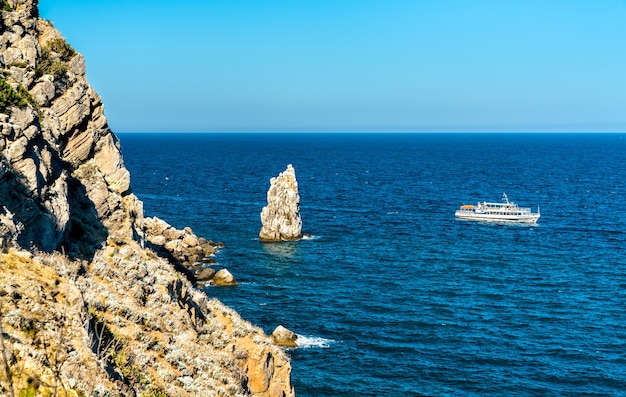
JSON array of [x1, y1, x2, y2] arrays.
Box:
[[114, 130, 626, 134]]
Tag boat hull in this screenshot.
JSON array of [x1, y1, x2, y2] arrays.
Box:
[[455, 211, 540, 223]]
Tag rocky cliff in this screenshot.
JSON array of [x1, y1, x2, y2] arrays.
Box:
[[0, 1, 294, 396], [259, 164, 303, 242]]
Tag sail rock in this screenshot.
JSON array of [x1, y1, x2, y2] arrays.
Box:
[[259, 164, 303, 242]]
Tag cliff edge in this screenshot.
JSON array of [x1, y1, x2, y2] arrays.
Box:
[[0, 1, 294, 395]]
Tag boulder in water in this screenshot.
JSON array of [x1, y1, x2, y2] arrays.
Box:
[[271, 325, 298, 348], [211, 268, 238, 286]]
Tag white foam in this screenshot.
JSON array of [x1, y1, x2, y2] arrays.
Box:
[[295, 334, 335, 349]]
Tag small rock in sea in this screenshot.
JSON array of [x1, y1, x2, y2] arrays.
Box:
[[211, 269, 238, 286], [196, 267, 216, 282], [271, 325, 298, 348]]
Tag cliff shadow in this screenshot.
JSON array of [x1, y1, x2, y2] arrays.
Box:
[[0, 166, 108, 261], [168, 278, 207, 329], [60, 175, 109, 261], [144, 239, 197, 283]]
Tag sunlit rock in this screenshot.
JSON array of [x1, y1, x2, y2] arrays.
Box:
[[259, 164, 303, 242], [271, 325, 298, 348]]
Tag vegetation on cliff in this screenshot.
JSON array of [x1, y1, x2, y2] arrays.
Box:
[[0, 0, 12, 12], [34, 38, 76, 79], [0, 0, 295, 395], [0, 76, 36, 111], [0, 245, 293, 396], [0, 76, 28, 109]]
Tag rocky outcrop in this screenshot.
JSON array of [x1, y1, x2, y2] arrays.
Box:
[[271, 325, 298, 348], [142, 216, 239, 286], [143, 217, 215, 270], [0, 1, 294, 396], [259, 164, 303, 242], [1, 0, 134, 258], [0, 206, 21, 250]]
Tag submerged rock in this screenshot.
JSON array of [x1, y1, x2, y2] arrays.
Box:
[[259, 164, 303, 242]]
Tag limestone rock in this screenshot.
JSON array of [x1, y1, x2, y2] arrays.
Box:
[[271, 325, 298, 348], [0, 2, 136, 256], [259, 164, 303, 242], [0, 206, 22, 250], [247, 347, 276, 394], [143, 216, 222, 282], [211, 268, 238, 286], [0, 2, 295, 396], [195, 267, 216, 282]]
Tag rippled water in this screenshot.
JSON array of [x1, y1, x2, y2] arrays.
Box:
[[119, 133, 626, 396]]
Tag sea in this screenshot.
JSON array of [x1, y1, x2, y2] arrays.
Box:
[[117, 132, 626, 397]]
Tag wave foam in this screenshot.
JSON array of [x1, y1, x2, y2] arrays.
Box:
[[295, 334, 335, 349]]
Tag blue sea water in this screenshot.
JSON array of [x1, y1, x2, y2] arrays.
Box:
[[118, 133, 626, 397]]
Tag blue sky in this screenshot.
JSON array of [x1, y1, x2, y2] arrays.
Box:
[[38, 0, 626, 133]]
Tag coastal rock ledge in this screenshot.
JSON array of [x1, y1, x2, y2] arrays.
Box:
[[259, 164, 303, 242]]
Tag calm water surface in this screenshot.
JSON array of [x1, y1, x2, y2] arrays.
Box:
[[119, 133, 626, 396]]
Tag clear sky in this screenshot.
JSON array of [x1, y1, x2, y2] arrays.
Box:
[[38, 0, 626, 133]]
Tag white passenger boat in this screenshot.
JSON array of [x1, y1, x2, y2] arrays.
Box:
[[455, 193, 540, 223]]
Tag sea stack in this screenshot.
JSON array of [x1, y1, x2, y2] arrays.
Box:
[[259, 164, 303, 242]]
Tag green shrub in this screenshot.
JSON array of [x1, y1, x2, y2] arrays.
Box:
[[48, 60, 68, 77], [46, 37, 76, 61], [8, 61, 29, 68], [0, 76, 29, 110], [142, 386, 169, 397], [34, 38, 76, 79], [17, 83, 37, 107], [18, 386, 37, 397], [1, 0, 12, 12]]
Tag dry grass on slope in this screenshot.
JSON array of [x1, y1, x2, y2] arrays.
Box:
[[0, 242, 292, 397], [0, 249, 113, 396]]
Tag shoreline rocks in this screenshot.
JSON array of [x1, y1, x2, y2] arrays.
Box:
[[259, 164, 303, 242], [142, 216, 238, 285]]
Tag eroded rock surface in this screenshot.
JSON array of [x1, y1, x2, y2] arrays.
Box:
[[259, 164, 303, 242], [0, 1, 295, 395], [1, 0, 134, 257]]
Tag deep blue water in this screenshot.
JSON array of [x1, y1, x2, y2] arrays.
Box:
[[118, 133, 626, 396]]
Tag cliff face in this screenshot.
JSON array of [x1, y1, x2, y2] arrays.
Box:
[[0, 1, 294, 396], [1, 0, 131, 257]]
